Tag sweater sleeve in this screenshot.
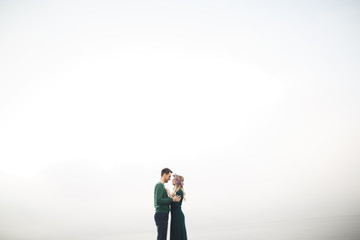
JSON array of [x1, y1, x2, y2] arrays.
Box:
[[155, 184, 173, 205]]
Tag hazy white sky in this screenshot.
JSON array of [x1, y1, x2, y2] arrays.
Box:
[[1, 1, 360, 239]]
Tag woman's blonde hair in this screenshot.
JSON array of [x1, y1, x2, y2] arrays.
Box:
[[172, 174, 186, 201]]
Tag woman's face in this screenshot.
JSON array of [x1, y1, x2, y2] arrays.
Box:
[[172, 179, 176, 185]]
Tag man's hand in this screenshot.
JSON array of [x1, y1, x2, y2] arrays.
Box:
[[172, 195, 181, 202]]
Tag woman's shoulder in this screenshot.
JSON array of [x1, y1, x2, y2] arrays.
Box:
[[176, 188, 184, 194]]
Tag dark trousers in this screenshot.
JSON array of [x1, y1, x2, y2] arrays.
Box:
[[154, 212, 169, 240]]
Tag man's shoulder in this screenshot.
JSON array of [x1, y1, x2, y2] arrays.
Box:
[[155, 182, 164, 188]]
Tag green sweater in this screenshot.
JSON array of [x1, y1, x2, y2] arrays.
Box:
[[154, 182, 173, 213]]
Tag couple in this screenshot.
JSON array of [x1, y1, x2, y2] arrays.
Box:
[[154, 168, 187, 240]]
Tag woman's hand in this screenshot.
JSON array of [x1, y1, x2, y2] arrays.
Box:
[[165, 187, 171, 197]]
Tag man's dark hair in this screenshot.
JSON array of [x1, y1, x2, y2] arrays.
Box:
[[161, 168, 172, 176]]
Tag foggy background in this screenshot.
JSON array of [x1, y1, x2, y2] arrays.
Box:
[[1, 0, 359, 239]]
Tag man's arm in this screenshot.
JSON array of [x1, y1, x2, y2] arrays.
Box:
[[155, 184, 173, 205]]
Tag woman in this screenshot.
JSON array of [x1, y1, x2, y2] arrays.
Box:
[[170, 174, 187, 240]]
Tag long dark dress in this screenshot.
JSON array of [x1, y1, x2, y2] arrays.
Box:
[[170, 189, 187, 240]]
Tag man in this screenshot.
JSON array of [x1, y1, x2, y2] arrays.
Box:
[[154, 168, 181, 240]]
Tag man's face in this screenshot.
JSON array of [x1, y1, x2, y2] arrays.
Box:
[[164, 172, 172, 183]]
